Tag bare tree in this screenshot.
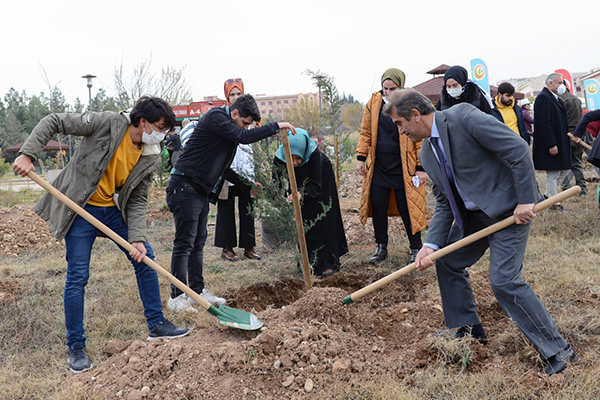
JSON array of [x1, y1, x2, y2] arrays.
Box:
[[283, 99, 320, 136], [113, 56, 192, 109]]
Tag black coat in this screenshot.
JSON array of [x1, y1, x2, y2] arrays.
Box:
[[574, 109, 600, 167], [436, 81, 493, 114], [174, 107, 279, 194], [274, 150, 348, 275], [532, 87, 571, 170]]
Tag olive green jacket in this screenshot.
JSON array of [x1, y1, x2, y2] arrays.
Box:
[[19, 111, 160, 242]]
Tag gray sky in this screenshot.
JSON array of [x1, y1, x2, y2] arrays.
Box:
[[2, 0, 598, 106]]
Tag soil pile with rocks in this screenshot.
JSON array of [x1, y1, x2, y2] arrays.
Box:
[[0, 205, 62, 257], [66, 270, 552, 399]]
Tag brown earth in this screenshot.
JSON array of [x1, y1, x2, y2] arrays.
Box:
[[1, 169, 595, 399]]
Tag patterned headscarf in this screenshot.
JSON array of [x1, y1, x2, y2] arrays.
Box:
[[224, 78, 245, 106]]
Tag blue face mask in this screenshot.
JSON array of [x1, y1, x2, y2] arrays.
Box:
[[447, 86, 465, 99]]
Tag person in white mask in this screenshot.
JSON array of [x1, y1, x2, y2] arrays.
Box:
[[12, 96, 189, 373], [532, 73, 572, 211], [436, 65, 493, 115]]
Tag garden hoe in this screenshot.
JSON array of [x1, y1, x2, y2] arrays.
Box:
[[343, 186, 581, 305], [280, 129, 313, 289], [27, 171, 263, 331]]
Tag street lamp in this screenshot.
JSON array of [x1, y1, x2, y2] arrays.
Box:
[[81, 74, 96, 111]]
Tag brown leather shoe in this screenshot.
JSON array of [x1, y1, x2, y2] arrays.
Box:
[[221, 247, 240, 262], [244, 248, 261, 260]]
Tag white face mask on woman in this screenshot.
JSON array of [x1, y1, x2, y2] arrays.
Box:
[[141, 123, 166, 145], [447, 86, 465, 99]]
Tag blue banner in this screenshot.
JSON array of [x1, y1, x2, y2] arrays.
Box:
[[470, 58, 490, 95], [584, 79, 600, 110]]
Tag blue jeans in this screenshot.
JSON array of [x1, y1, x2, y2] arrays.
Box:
[[166, 175, 209, 298], [63, 205, 164, 350]]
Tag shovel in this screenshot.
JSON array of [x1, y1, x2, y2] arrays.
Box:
[[280, 129, 313, 288], [568, 133, 593, 151], [27, 171, 263, 330], [343, 186, 581, 304]]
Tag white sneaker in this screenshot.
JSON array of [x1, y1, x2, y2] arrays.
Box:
[[189, 289, 226, 306], [167, 294, 198, 312]]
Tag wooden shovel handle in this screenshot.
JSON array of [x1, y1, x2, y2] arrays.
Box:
[[568, 133, 593, 150], [27, 171, 213, 311], [345, 186, 581, 303], [280, 130, 313, 288]]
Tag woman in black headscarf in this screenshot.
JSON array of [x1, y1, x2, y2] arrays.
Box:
[[436, 65, 493, 114]]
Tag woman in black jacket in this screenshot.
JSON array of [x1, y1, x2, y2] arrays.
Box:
[[273, 129, 348, 277], [436, 65, 493, 114]]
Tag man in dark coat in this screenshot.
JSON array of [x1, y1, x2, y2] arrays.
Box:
[[532, 73, 571, 211], [559, 84, 586, 195]]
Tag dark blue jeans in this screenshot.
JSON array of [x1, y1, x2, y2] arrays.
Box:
[[166, 175, 209, 298], [63, 205, 164, 350]]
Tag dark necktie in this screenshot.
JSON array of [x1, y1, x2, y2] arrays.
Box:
[[430, 137, 463, 229]]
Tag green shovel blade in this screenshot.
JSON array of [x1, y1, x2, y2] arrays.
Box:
[[207, 304, 264, 330]]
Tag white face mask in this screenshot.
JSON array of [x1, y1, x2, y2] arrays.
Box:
[[447, 86, 465, 99], [141, 123, 166, 145], [557, 83, 567, 95]]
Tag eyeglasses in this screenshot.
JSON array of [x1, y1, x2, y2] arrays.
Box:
[[151, 122, 170, 134], [226, 78, 243, 84]]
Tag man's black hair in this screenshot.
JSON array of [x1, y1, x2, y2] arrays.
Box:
[[230, 94, 261, 121], [497, 82, 515, 95], [130, 96, 176, 130]]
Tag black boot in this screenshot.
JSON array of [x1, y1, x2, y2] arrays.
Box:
[[370, 243, 388, 264]]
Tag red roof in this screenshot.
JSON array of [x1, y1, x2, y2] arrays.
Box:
[[426, 64, 451, 75], [413, 76, 445, 102], [4, 139, 71, 153]]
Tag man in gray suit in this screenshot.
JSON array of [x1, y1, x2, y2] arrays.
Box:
[[384, 89, 576, 376]]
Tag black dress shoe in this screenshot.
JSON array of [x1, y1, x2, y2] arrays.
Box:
[[435, 325, 488, 345], [541, 345, 578, 376], [369, 243, 388, 264]]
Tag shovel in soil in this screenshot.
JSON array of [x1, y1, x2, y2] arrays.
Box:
[[343, 186, 581, 305], [27, 171, 263, 331]]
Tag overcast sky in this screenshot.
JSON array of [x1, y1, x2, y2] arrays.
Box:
[[2, 0, 598, 106]]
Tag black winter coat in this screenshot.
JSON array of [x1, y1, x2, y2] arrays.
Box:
[[273, 150, 348, 275], [532, 87, 571, 171], [436, 81, 493, 114], [174, 107, 279, 194]]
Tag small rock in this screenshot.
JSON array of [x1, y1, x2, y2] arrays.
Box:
[[140, 386, 150, 397], [304, 378, 314, 393], [128, 355, 143, 364], [175, 384, 184, 390], [332, 359, 349, 374], [126, 390, 143, 400], [401, 308, 409, 314], [309, 354, 319, 365], [243, 387, 249, 395], [273, 360, 281, 369], [104, 339, 129, 355], [282, 375, 295, 387]]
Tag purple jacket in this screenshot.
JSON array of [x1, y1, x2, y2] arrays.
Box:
[[522, 108, 534, 135]]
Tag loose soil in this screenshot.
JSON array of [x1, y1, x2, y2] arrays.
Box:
[[2, 168, 597, 399]]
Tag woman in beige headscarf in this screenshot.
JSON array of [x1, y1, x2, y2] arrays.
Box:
[[355, 68, 427, 264]]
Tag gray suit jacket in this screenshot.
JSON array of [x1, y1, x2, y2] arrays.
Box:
[[421, 103, 539, 247]]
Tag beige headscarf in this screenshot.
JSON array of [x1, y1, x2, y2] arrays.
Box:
[[381, 68, 406, 88]]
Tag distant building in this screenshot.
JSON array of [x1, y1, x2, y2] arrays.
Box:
[[254, 92, 320, 120], [172, 96, 227, 123]]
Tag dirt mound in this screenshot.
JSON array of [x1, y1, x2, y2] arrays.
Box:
[[68, 269, 542, 399], [0, 205, 62, 257]]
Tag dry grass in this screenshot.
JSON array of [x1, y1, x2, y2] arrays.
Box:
[[2, 169, 600, 399]]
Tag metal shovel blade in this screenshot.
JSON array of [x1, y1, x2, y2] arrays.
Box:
[[208, 304, 264, 330]]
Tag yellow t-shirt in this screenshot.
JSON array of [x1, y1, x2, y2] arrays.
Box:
[[88, 128, 142, 206], [495, 96, 519, 135]]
